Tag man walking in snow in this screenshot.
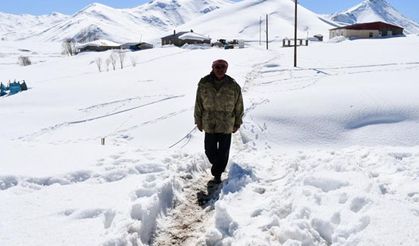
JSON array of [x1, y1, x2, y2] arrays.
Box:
[[194, 59, 244, 184]]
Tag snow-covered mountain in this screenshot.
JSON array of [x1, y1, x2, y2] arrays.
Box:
[[3, 0, 418, 43], [329, 0, 419, 34], [1, 0, 334, 44], [19, 0, 233, 43], [178, 0, 334, 41], [0, 12, 69, 41]]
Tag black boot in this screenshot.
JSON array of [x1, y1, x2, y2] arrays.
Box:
[[213, 175, 222, 184]]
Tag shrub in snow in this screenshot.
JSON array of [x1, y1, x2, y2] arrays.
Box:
[[117, 50, 126, 69], [95, 57, 102, 72], [18, 56, 31, 66], [109, 52, 117, 70], [130, 56, 137, 67], [62, 38, 77, 56], [105, 58, 111, 71]]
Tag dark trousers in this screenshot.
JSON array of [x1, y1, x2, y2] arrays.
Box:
[[204, 133, 232, 177]]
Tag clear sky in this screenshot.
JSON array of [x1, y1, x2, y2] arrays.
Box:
[[0, 0, 418, 22]]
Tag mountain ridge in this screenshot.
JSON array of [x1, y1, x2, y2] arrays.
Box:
[[1, 0, 418, 43], [0, 12, 69, 41], [329, 0, 419, 34], [0, 0, 233, 43]]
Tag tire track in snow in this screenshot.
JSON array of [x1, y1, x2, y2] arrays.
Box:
[[78, 94, 174, 113], [69, 95, 184, 124], [251, 61, 419, 90], [18, 95, 184, 141]]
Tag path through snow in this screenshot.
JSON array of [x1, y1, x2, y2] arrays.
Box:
[[152, 171, 223, 246], [150, 56, 275, 245]]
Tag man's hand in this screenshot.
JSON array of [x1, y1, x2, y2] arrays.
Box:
[[197, 123, 203, 132], [233, 126, 239, 133]]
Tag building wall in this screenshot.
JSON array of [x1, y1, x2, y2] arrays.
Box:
[[329, 29, 346, 39], [79, 46, 120, 52], [347, 29, 380, 38], [161, 37, 210, 47], [330, 29, 380, 39]]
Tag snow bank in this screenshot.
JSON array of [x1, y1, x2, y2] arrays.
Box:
[[202, 146, 419, 245], [181, 43, 212, 50], [77, 39, 121, 48], [328, 36, 347, 43], [222, 163, 255, 194], [178, 32, 210, 41]]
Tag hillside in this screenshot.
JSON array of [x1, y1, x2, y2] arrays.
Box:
[[10, 0, 233, 43], [0, 12, 68, 41], [179, 0, 334, 40]]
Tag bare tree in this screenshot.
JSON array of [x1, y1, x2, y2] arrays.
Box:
[[118, 50, 126, 69], [95, 57, 102, 72], [109, 52, 117, 70], [62, 38, 77, 56], [130, 56, 137, 67], [18, 56, 31, 66], [106, 58, 111, 71]]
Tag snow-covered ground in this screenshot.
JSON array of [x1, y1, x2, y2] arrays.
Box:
[[1, 35, 419, 246]]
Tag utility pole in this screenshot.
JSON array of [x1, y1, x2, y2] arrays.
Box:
[[294, 0, 298, 67], [266, 14, 269, 50]]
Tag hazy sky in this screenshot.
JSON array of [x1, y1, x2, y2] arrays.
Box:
[[0, 0, 418, 22]]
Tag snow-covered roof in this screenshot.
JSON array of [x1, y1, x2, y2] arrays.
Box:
[[77, 39, 121, 48], [330, 21, 403, 31], [178, 32, 210, 41]]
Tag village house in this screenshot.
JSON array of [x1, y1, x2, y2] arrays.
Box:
[[78, 45, 120, 53], [120, 42, 154, 51], [77, 40, 121, 53], [77, 40, 154, 53], [329, 21, 404, 39], [161, 30, 211, 47]]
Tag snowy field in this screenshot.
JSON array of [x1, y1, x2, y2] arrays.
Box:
[[1, 36, 419, 246]]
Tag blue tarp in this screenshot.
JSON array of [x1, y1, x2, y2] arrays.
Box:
[[0, 81, 27, 97], [0, 83, 6, 96], [9, 82, 21, 95]]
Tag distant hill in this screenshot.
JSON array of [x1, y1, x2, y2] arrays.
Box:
[[1, 0, 233, 43], [0, 12, 68, 41], [177, 0, 334, 41]]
